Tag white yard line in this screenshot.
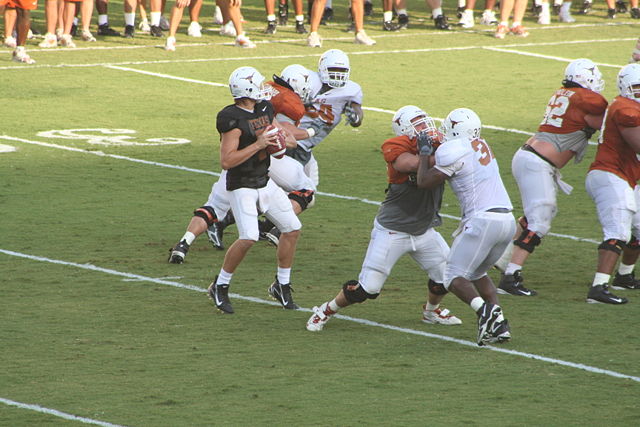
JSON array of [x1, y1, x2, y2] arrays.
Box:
[[0, 134, 600, 244], [0, 397, 127, 427], [0, 37, 634, 70], [1, 248, 638, 384]]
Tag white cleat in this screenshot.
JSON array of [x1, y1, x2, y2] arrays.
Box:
[[235, 35, 256, 48], [480, 10, 498, 25], [220, 21, 237, 37], [81, 30, 96, 42], [422, 306, 462, 325], [459, 9, 475, 28], [355, 30, 376, 45], [138, 20, 151, 33], [187, 21, 202, 37], [59, 34, 76, 48], [306, 302, 333, 331], [4, 36, 17, 49], [307, 31, 322, 47], [38, 33, 58, 48], [12, 48, 36, 64], [214, 5, 224, 25], [165, 36, 176, 51]]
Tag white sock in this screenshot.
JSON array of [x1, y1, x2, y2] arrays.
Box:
[[618, 263, 634, 275], [383, 11, 393, 21], [325, 0, 332, 8], [425, 302, 439, 312], [124, 13, 135, 26], [98, 14, 108, 26], [592, 272, 610, 287], [328, 299, 339, 312], [277, 267, 291, 285], [512, 21, 522, 27], [458, 0, 466, 7], [541, 3, 550, 12], [561, 2, 572, 12], [216, 269, 233, 285], [181, 231, 196, 246], [296, 15, 304, 22], [396, 8, 407, 16], [150, 11, 161, 26], [267, 14, 276, 21], [505, 263, 522, 276], [470, 297, 484, 312], [432, 8, 443, 18]]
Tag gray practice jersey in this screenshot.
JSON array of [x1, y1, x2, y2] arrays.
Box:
[[376, 181, 444, 235]]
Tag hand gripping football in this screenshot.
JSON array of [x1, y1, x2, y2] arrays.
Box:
[[264, 125, 287, 159]]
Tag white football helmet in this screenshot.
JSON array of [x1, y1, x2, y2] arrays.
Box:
[[441, 108, 482, 141], [281, 64, 315, 104], [563, 58, 605, 93], [228, 66, 271, 100], [392, 105, 436, 139], [617, 63, 640, 102], [318, 49, 350, 88]]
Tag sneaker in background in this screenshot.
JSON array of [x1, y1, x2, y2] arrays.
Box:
[[165, 36, 176, 51], [480, 10, 498, 25], [434, 14, 450, 30], [306, 302, 334, 331], [59, 34, 77, 48], [38, 33, 58, 48], [355, 30, 376, 45], [81, 30, 96, 42], [495, 24, 508, 39], [510, 25, 529, 37], [98, 23, 120, 36], [188, 21, 202, 37], [265, 20, 277, 34], [611, 272, 640, 290], [124, 25, 135, 38], [459, 9, 475, 28], [12, 47, 35, 64], [307, 31, 322, 47], [220, 21, 237, 37], [498, 271, 537, 296], [235, 34, 256, 48]]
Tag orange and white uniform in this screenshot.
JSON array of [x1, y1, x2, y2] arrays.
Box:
[[512, 86, 608, 236], [586, 96, 640, 243], [0, 0, 38, 10]]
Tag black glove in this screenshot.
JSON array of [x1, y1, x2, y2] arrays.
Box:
[[344, 103, 359, 126], [582, 126, 596, 139], [417, 132, 437, 156]]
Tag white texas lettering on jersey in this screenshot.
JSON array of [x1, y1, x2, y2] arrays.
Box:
[[297, 72, 363, 151], [435, 137, 512, 219]]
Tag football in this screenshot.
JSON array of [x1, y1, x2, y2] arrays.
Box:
[[264, 125, 287, 159]]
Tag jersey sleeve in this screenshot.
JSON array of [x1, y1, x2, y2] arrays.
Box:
[[382, 136, 414, 164], [348, 81, 364, 105], [272, 90, 306, 122], [613, 107, 640, 128], [216, 110, 238, 134], [434, 139, 468, 176], [578, 90, 608, 116]]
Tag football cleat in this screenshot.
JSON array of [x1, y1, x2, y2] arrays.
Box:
[[59, 34, 77, 48], [165, 36, 176, 52], [138, 20, 151, 33], [538, 8, 551, 24], [278, 2, 288, 26], [220, 21, 237, 37], [295, 21, 307, 34], [383, 20, 400, 31], [168, 240, 190, 264], [12, 48, 35, 64], [510, 25, 529, 37], [421, 306, 462, 325], [159, 15, 170, 31], [559, 9, 576, 23], [531, 3, 542, 17], [265, 20, 277, 35], [208, 279, 234, 314], [355, 30, 376, 45], [307, 31, 322, 47], [38, 33, 58, 48], [476, 303, 504, 346], [485, 318, 511, 344], [206, 222, 225, 250], [498, 271, 537, 296], [98, 24, 121, 36], [607, 8, 617, 19], [586, 284, 628, 304], [364, 1, 373, 17], [631, 7, 640, 18], [459, 10, 474, 28], [480, 10, 498, 25], [456, 6, 466, 18], [261, 226, 280, 247], [616, 0, 628, 13], [611, 272, 640, 290], [268, 277, 299, 309], [235, 35, 256, 48], [579, 1, 592, 14], [434, 15, 450, 30], [306, 302, 334, 331], [397, 14, 409, 29], [150, 25, 163, 37], [81, 30, 96, 42], [124, 25, 135, 38]]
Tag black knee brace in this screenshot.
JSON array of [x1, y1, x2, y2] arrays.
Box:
[[193, 206, 218, 227], [598, 239, 626, 255], [288, 189, 315, 212], [513, 229, 542, 253], [428, 279, 448, 295], [342, 280, 378, 304]]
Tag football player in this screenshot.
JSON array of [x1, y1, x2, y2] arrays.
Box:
[[167, 64, 317, 262], [306, 106, 462, 332], [1, 0, 36, 63], [416, 108, 515, 346], [205, 66, 302, 314], [497, 59, 607, 297], [584, 63, 640, 304]]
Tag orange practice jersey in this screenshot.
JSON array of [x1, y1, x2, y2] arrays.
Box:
[[538, 87, 607, 134], [267, 82, 305, 124], [382, 135, 417, 184], [589, 96, 640, 188], [0, 0, 38, 9]]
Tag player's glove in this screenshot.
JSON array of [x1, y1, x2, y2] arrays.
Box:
[[416, 132, 437, 156], [582, 126, 596, 139], [344, 103, 360, 126]]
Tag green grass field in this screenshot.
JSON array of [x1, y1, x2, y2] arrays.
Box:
[[2, 1, 640, 425]]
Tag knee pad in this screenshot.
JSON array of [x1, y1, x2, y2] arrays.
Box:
[[598, 239, 626, 255], [513, 229, 542, 253], [628, 236, 640, 249], [427, 279, 448, 296], [288, 189, 315, 212], [342, 280, 378, 304], [193, 206, 218, 226]]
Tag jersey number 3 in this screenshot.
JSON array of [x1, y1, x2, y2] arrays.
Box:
[[472, 138, 494, 166], [541, 94, 570, 127]]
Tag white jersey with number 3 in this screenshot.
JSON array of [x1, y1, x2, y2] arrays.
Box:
[[435, 137, 512, 219]]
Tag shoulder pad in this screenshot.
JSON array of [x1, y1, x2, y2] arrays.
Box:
[[435, 138, 470, 167]]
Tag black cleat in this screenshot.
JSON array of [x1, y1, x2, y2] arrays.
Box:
[[397, 14, 409, 29], [498, 271, 537, 296], [457, 6, 466, 18], [552, 4, 561, 15], [265, 20, 277, 34], [383, 20, 400, 31], [268, 277, 299, 309], [295, 21, 307, 33], [124, 25, 135, 38], [208, 279, 234, 313], [586, 284, 628, 304], [611, 272, 640, 290], [608, 8, 617, 18], [278, 2, 288, 25], [631, 7, 640, 18], [150, 25, 163, 37], [486, 319, 511, 344], [206, 222, 225, 250], [321, 7, 333, 25], [168, 240, 190, 264], [434, 14, 450, 30], [476, 303, 503, 346], [70, 23, 77, 37], [531, 4, 542, 17], [364, 1, 373, 17], [579, 0, 592, 14], [616, 0, 628, 13], [98, 23, 121, 36], [264, 227, 280, 247]]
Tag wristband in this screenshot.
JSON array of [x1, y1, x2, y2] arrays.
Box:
[[305, 128, 316, 138]]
